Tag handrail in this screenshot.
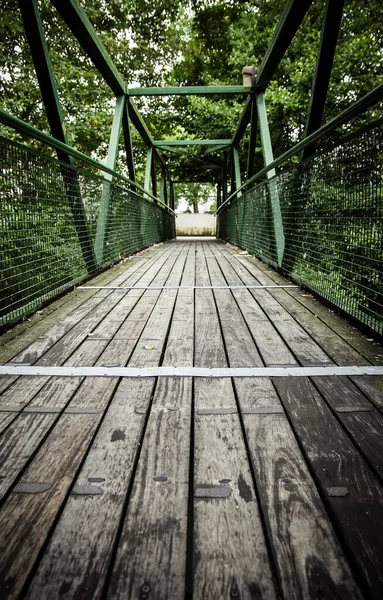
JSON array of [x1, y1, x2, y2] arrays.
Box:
[[216, 83, 383, 214], [0, 109, 175, 215]]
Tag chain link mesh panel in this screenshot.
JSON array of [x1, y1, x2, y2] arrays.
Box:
[[218, 122, 383, 335], [0, 137, 175, 326]]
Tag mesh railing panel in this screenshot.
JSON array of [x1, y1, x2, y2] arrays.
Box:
[[0, 137, 175, 326], [218, 122, 383, 335]]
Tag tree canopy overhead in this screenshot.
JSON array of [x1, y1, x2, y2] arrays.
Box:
[[1, 0, 382, 204]]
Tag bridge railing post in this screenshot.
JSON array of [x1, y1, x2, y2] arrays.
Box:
[[94, 95, 125, 265]]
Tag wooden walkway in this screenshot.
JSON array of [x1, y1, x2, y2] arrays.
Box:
[[0, 238, 382, 600]]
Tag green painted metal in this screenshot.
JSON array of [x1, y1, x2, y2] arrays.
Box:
[[246, 96, 258, 180], [232, 146, 242, 196], [0, 135, 176, 327], [301, 0, 344, 161], [256, 0, 313, 93], [257, 93, 285, 266], [160, 171, 166, 205], [144, 146, 153, 196], [94, 95, 125, 265], [154, 139, 232, 147], [50, 0, 125, 96], [218, 83, 383, 207], [0, 109, 174, 210], [18, 0, 97, 273], [122, 101, 136, 182], [217, 120, 383, 336], [127, 85, 250, 96], [203, 144, 231, 154]]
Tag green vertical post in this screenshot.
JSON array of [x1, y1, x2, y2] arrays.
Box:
[[18, 0, 96, 272], [144, 146, 153, 198], [233, 146, 242, 196], [160, 170, 166, 205], [257, 93, 285, 266], [94, 95, 124, 265], [151, 153, 157, 198], [122, 100, 135, 181], [247, 96, 258, 180]]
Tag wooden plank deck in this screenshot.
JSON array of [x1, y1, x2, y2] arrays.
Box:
[[0, 238, 382, 600]]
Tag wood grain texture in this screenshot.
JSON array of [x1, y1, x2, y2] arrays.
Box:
[[23, 244, 191, 600], [193, 245, 276, 600], [205, 243, 361, 599], [274, 375, 383, 599]]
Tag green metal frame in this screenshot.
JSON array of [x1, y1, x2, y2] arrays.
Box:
[[94, 95, 125, 264], [128, 86, 250, 96], [301, 0, 344, 160], [256, 93, 285, 266], [154, 139, 232, 147], [18, 0, 97, 272]]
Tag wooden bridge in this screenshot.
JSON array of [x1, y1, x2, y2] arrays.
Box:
[[0, 238, 382, 599], [1, 0, 383, 598]]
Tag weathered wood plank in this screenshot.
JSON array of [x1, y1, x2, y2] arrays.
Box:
[[107, 249, 195, 599], [0, 245, 190, 599], [193, 244, 276, 600], [204, 242, 362, 599], [274, 375, 383, 599]]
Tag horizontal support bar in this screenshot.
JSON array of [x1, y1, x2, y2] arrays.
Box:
[[77, 285, 299, 290], [2, 366, 383, 378], [217, 83, 383, 213], [0, 109, 174, 215], [154, 139, 232, 147], [127, 85, 250, 96]]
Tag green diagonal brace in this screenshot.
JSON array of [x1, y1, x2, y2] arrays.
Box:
[[19, 0, 96, 272], [94, 95, 124, 265], [257, 93, 285, 266]]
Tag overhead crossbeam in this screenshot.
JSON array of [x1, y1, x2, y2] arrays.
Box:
[[154, 139, 232, 147], [256, 0, 314, 93], [301, 0, 344, 161], [128, 85, 250, 96]]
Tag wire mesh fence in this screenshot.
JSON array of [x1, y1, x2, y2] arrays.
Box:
[[217, 121, 383, 335], [0, 137, 175, 326]]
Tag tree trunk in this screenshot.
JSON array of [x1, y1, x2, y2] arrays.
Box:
[[193, 200, 199, 213]]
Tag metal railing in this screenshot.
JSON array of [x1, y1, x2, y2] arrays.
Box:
[[0, 126, 175, 327], [217, 115, 383, 335]]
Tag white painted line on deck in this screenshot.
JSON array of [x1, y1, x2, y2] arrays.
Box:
[[76, 285, 299, 290], [1, 366, 383, 378]]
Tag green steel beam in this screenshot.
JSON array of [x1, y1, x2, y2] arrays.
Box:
[[122, 100, 135, 181], [144, 147, 153, 196], [128, 85, 250, 96], [151, 153, 158, 197], [18, 0, 96, 272], [246, 96, 258, 180], [50, 0, 125, 96], [231, 97, 252, 146], [154, 139, 232, 147], [50, 0, 167, 170], [257, 93, 285, 266], [94, 95, 124, 265], [301, 0, 344, 161], [203, 144, 231, 154], [256, 0, 314, 93], [233, 146, 242, 195], [160, 171, 167, 205]]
